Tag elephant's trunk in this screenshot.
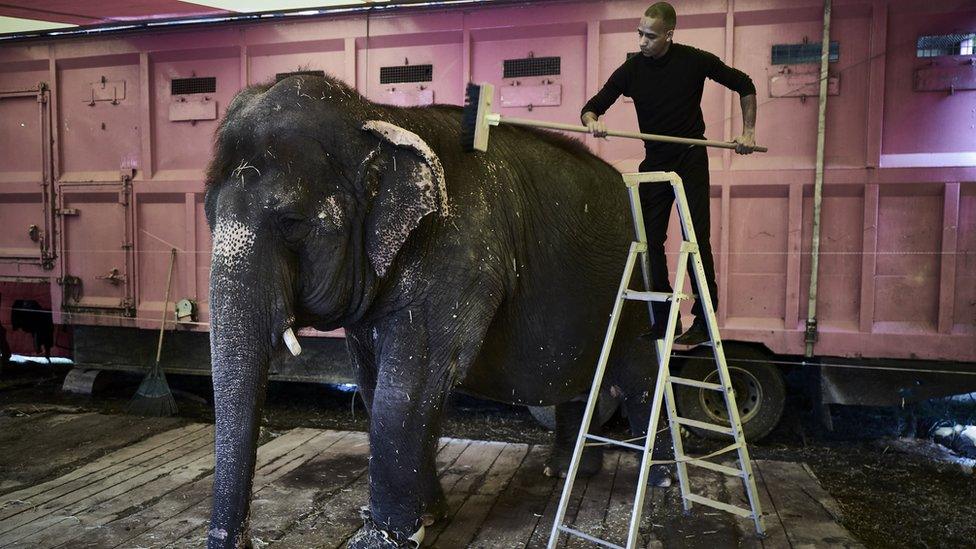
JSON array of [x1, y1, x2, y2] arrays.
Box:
[[207, 223, 294, 548]]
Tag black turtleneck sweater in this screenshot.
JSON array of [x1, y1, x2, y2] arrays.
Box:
[[582, 42, 756, 164]]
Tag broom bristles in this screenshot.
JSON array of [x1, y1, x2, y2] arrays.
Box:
[[460, 82, 482, 152], [128, 363, 178, 417]]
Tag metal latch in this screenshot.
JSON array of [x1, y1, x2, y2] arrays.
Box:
[[56, 208, 79, 216], [95, 268, 127, 285]]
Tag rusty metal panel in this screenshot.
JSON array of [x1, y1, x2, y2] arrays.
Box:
[[152, 52, 240, 173], [135, 194, 194, 319], [168, 97, 217, 121], [58, 180, 134, 316], [727, 186, 790, 326], [768, 71, 840, 97], [883, 9, 976, 158], [874, 186, 942, 332], [471, 29, 582, 131], [57, 59, 142, 177], [734, 14, 871, 170], [956, 187, 976, 329], [800, 188, 865, 329], [498, 83, 561, 108], [85, 78, 126, 105], [248, 44, 346, 87], [914, 60, 976, 92], [382, 87, 434, 107], [357, 34, 463, 107], [0, 82, 54, 270]]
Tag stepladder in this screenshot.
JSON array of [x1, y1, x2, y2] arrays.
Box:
[[547, 171, 767, 549]]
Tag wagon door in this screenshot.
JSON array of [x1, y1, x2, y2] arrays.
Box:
[[0, 84, 55, 269], [57, 171, 135, 318]]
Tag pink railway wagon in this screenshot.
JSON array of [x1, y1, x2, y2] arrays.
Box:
[[0, 0, 973, 438]]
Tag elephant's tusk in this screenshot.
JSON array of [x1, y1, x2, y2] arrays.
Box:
[[283, 328, 302, 356]]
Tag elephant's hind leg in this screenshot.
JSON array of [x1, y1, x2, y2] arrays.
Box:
[[544, 399, 604, 479]]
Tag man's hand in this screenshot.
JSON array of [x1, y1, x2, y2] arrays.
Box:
[[582, 112, 608, 138], [733, 132, 756, 154]]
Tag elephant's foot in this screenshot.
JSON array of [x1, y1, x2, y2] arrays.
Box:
[[347, 507, 424, 549], [542, 446, 603, 479], [421, 495, 448, 526], [647, 464, 673, 488]]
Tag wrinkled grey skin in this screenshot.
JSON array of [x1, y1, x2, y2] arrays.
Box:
[[204, 75, 657, 548]]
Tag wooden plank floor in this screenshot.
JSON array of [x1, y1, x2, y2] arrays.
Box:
[[0, 414, 862, 548]]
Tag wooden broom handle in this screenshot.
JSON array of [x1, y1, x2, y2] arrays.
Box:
[[154, 249, 177, 366], [497, 116, 768, 153]]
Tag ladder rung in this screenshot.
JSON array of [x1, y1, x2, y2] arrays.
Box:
[[585, 434, 644, 452], [669, 376, 723, 390], [674, 417, 734, 435], [557, 525, 624, 549], [684, 493, 755, 518], [683, 457, 744, 477], [622, 289, 688, 302]]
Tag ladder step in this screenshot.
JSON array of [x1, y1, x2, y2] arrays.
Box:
[[622, 289, 688, 302], [585, 434, 645, 452], [683, 457, 744, 477], [684, 493, 755, 519], [674, 417, 734, 435], [557, 525, 624, 549], [669, 376, 723, 390]]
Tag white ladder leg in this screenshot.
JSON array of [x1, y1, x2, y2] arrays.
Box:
[[551, 171, 767, 548], [548, 242, 642, 549], [670, 173, 767, 535]]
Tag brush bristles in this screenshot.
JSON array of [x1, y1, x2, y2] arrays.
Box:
[[460, 82, 482, 152], [461, 82, 493, 152]]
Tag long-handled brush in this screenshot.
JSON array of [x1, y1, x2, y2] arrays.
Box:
[[461, 82, 767, 153], [129, 248, 179, 417]]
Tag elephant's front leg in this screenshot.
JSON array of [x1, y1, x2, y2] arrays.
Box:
[[348, 313, 452, 548]]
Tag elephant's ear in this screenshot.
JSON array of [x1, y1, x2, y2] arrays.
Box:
[[360, 120, 449, 277]]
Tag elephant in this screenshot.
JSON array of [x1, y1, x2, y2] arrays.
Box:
[[204, 74, 660, 548]]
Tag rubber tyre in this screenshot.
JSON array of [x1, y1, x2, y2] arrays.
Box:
[[674, 345, 785, 442], [527, 390, 620, 432]]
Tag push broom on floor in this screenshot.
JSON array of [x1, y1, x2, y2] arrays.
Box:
[[129, 248, 179, 417], [460, 82, 767, 153]]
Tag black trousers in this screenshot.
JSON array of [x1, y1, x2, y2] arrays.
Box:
[[638, 145, 718, 323]]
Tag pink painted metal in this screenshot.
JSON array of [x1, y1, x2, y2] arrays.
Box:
[[0, 0, 973, 363], [0, 1, 226, 27]]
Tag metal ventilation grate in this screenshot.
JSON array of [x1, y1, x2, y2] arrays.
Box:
[[917, 33, 975, 57], [771, 42, 839, 65], [379, 64, 433, 84], [171, 76, 216, 95], [276, 70, 325, 82], [503, 56, 560, 78]]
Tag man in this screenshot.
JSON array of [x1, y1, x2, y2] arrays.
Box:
[[582, 1, 757, 345]]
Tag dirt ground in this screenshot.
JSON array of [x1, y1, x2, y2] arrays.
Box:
[[1, 360, 974, 549]]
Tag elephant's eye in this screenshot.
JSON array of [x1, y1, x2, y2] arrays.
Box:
[[278, 213, 311, 243]]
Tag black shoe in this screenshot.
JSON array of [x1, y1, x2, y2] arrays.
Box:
[[641, 317, 682, 340], [674, 318, 709, 346]]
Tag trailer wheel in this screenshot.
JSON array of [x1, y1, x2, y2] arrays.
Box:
[[674, 345, 785, 442]]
